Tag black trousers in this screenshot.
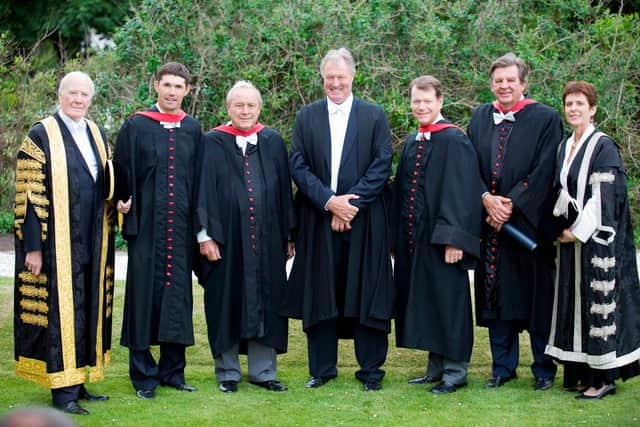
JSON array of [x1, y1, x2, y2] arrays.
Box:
[[488, 319, 556, 380], [129, 343, 186, 391], [51, 384, 82, 406], [306, 232, 388, 383]]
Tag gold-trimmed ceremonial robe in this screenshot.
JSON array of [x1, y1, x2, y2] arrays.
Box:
[[13, 113, 115, 389]]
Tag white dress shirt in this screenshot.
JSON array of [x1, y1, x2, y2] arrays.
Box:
[[59, 110, 98, 181], [327, 94, 353, 192]]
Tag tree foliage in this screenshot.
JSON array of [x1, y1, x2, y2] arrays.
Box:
[[0, 0, 138, 58], [0, 0, 639, 227], [107, 0, 639, 163]]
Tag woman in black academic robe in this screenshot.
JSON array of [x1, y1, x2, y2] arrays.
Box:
[[545, 81, 640, 399]]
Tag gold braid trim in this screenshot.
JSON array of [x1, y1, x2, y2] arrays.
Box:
[[27, 193, 50, 208], [87, 118, 110, 378], [41, 116, 75, 374], [19, 284, 48, 299], [20, 298, 49, 314], [15, 169, 46, 183], [33, 206, 49, 220], [14, 205, 26, 218], [20, 136, 46, 163], [16, 181, 46, 194], [16, 158, 44, 171], [15, 356, 88, 389], [18, 271, 48, 284], [14, 143, 50, 241], [20, 312, 48, 327]]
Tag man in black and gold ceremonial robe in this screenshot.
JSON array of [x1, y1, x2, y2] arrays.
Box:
[[282, 48, 394, 392], [114, 62, 199, 400], [13, 71, 115, 416], [468, 53, 562, 391]]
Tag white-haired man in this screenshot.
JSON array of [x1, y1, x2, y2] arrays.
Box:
[[282, 48, 394, 391], [195, 80, 295, 393], [13, 71, 115, 415]]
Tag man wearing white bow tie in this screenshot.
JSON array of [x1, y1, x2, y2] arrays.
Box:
[[467, 53, 562, 391], [195, 81, 295, 393]]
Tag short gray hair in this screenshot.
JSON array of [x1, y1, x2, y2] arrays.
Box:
[[58, 71, 95, 98], [320, 47, 355, 77], [225, 80, 263, 106], [490, 52, 529, 83]]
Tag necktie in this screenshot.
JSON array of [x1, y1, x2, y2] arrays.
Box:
[[236, 134, 258, 155], [493, 111, 516, 125]]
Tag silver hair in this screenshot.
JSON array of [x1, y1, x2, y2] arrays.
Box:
[[58, 71, 95, 98], [320, 47, 355, 78], [490, 52, 529, 83], [225, 80, 263, 106]]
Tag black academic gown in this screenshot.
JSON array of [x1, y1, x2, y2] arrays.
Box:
[[391, 123, 481, 362], [282, 97, 394, 334], [194, 127, 294, 356], [468, 102, 562, 332], [546, 131, 640, 372], [114, 107, 199, 350], [14, 113, 115, 389]]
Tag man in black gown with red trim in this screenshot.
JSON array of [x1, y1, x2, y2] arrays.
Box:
[[195, 80, 294, 394], [392, 76, 481, 394], [114, 62, 199, 399], [468, 53, 562, 391]]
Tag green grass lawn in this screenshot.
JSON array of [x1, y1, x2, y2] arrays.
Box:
[[1, 277, 639, 426]]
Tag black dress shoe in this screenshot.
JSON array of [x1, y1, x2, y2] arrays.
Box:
[[173, 383, 197, 392], [363, 381, 382, 391], [486, 373, 517, 388], [533, 377, 553, 391], [250, 380, 287, 392], [80, 389, 109, 401], [408, 375, 441, 385], [431, 381, 467, 394], [56, 400, 89, 415], [136, 389, 155, 399], [305, 377, 333, 389], [575, 383, 616, 400], [219, 381, 238, 393]]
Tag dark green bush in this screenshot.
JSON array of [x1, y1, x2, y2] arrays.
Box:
[[0, 210, 13, 234], [1, 0, 638, 229]]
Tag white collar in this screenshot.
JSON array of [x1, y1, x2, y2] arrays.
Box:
[[327, 94, 354, 115], [567, 123, 596, 150], [58, 110, 86, 130]]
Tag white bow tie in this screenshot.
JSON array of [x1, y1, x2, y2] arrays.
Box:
[[236, 134, 258, 154], [415, 132, 431, 141], [493, 111, 516, 125]]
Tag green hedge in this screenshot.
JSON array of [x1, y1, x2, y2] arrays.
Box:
[[1, 0, 638, 224]]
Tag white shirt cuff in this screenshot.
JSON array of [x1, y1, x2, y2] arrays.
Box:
[[197, 228, 212, 243], [571, 198, 597, 243], [324, 195, 335, 211]]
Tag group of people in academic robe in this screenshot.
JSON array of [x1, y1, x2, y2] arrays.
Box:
[[13, 49, 640, 417]]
